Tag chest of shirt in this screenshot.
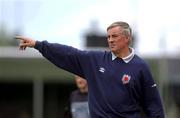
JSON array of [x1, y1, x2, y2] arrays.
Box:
[[94, 59, 141, 87]]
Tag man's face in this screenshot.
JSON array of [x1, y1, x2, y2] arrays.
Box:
[[107, 26, 128, 54]]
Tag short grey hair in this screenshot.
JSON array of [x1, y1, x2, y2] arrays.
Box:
[[107, 21, 132, 37]]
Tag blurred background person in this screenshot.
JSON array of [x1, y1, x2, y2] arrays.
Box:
[[64, 75, 89, 118]]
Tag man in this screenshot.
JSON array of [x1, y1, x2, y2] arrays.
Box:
[[64, 75, 89, 118], [16, 21, 165, 118]]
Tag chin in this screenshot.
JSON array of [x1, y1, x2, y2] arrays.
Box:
[[111, 49, 116, 53]]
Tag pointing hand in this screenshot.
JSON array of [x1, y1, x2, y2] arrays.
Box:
[[15, 36, 36, 50]]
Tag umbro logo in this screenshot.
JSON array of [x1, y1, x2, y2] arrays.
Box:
[[151, 84, 157, 87], [99, 67, 105, 73]]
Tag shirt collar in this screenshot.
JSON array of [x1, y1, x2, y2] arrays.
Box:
[[111, 47, 135, 63]]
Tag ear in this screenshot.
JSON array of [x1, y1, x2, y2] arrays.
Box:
[[125, 35, 131, 44]]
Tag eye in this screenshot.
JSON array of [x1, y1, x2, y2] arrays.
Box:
[[107, 35, 110, 39], [111, 34, 119, 38]]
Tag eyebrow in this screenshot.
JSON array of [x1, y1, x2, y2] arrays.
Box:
[[107, 33, 124, 38]]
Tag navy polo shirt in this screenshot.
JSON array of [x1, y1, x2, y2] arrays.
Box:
[[35, 41, 164, 118]]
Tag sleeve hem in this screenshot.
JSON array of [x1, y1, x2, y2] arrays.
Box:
[[34, 41, 42, 49]]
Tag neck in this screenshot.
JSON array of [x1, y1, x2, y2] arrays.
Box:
[[114, 47, 131, 58]]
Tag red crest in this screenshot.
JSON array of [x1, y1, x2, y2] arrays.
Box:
[[122, 74, 131, 84]]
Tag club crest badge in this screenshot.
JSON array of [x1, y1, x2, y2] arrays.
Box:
[[122, 74, 131, 84]]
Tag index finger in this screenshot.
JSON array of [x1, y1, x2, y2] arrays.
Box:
[[15, 36, 25, 40]]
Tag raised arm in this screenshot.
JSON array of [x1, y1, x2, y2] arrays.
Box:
[[15, 36, 90, 78], [15, 36, 36, 50]]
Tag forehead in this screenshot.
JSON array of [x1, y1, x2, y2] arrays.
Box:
[[107, 26, 123, 34]]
